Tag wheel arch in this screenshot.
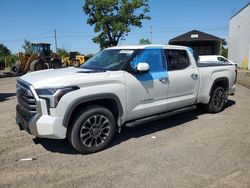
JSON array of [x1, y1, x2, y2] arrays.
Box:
[[209, 77, 229, 96], [63, 93, 124, 128]]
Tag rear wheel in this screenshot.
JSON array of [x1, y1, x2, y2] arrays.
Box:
[[11, 61, 21, 75], [30, 59, 44, 71], [68, 105, 116, 154], [204, 86, 226, 113], [61, 61, 68, 67], [73, 60, 80, 67]]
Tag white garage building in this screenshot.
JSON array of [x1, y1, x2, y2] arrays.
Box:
[[228, 3, 250, 69]]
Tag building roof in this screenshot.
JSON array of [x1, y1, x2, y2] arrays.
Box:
[[169, 30, 222, 44], [230, 2, 250, 20]]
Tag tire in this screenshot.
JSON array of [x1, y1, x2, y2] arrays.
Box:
[[11, 61, 21, 75], [30, 59, 44, 72], [204, 86, 226, 113], [73, 61, 80, 67], [68, 105, 116, 154], [61, 61, 68, 67], [52, 60, 61, 68]]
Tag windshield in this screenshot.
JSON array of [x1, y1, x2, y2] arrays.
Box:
[[81, 49, 135, 70]]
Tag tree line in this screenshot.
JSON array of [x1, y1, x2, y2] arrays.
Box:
[[0, 43, 18, 68]]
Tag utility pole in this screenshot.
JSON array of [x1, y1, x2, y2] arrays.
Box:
[[150, 26, 153, 44], [54, 29, 58, 52]]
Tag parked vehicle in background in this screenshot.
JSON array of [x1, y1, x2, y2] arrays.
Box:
[[62, 51, 85, 67], [199, 55, 237, 66], [11, 43, 62, 75], [15, 45, 237, 154]]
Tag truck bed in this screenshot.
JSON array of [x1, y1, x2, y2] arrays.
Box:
[[197, 62, 235, 67]]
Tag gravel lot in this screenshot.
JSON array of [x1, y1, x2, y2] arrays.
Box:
[[0, 77, 250, 188]]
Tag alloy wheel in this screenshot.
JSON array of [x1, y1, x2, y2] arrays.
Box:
[[80, 115, 111, 148]]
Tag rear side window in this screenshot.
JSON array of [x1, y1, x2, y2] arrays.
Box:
[[164, 49, 190, 71]]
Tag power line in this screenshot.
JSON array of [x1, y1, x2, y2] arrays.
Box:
[[0, 26, 229, 44], [151, 25, 229, 30], [0, 36, 54, 43], [0, 30, 53, 42]]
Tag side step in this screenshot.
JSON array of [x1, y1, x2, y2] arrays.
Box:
[[125, 105, 197, 127]]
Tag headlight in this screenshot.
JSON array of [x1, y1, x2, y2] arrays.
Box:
[[36, 86, 79, 108]]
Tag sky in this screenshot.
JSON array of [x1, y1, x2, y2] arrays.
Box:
[[0, 0, 249, 55]]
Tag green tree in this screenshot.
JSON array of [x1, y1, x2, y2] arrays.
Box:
[[221, 47, 228, 58], [83, 0, 150, 49], [5, 54, 18, 67], [84, 53, 94, 61], [220, 38, 228, 58], [57, 48, 69, 58], [139, 38, 151, 44], [22, 39, 33, 55], [0, 43, 11, 59], [221, 38, 227, 46]]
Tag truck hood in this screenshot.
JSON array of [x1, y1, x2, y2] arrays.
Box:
[[19, 67, 110, 88]]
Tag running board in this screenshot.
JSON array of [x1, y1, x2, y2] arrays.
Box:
[[125, 105, 197, 127]]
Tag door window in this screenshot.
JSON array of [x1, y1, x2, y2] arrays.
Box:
[[130, 49, 166, 81], [164, 49, 190, 71]]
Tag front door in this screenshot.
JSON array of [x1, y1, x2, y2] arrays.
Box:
[[125, 48, 169, 121]]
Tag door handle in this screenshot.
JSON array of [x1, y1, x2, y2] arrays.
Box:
[[191, 73, 198, 80], [159, 77, 168, 82]]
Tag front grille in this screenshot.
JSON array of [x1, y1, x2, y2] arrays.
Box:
[[16, 81, 37, 122]]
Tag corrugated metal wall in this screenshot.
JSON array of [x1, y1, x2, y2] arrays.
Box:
[[229, 4, 250, 69]]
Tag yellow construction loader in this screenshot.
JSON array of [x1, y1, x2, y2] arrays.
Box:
[[11, 43, 62, 75], [62, 52, 85, 67]]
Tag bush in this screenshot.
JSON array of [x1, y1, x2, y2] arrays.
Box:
[[1, 54, 19, 68]]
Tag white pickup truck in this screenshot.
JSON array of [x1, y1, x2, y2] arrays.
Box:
[[16, 45, 237, 154]]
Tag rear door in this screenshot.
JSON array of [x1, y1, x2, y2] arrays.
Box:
[[125, 48, 169, 120], [164, 49, 199, 111]]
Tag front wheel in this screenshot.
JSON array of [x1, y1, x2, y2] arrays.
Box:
[[11, 61, 21, 75], [52, 60, 61, 68], [68, 105, 116, 154], [204, 86, 226, 113], [30, 59, 44, 71]]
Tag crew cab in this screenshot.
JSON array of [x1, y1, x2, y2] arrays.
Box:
[[16, 45, 237, 154]]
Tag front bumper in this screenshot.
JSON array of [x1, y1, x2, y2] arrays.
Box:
[[16, 107, 66, 139], [16, 79, 66, 139]]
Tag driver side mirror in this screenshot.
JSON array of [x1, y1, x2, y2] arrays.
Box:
[[136, 62, 149, 72]]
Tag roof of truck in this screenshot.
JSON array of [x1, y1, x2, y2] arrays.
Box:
[[107, 44, 189, 50]]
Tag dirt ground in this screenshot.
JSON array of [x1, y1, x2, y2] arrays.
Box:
[[0, 77, 250, 188], [237, 69, 250, 89]]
